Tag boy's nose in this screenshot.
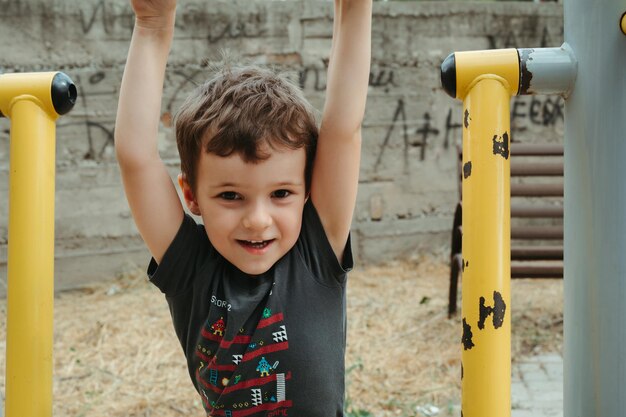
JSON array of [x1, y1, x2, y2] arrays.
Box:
[[242, 203, 272, 230]]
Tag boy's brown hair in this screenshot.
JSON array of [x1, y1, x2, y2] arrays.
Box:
[[175, 66, 319, 193]]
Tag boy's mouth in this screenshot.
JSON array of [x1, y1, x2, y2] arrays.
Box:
[[237, 239, 275, 250]]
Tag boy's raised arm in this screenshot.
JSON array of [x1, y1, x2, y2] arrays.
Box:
[[115, 0, 183, 263], [310, 0, 373, 262]]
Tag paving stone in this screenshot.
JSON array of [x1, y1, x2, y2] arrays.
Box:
[[511, 382, 531, 405], [537, 405, 563, 415], [532, 386, 563, 403], [453, 353, 563, 417], [543, 362, 563, 381], [518, 363, 547, 382], [512, 353, 563, 417], [539, 353, 563, 363]]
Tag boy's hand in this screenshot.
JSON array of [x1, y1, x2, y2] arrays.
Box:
[[130, 0, 176, 30]]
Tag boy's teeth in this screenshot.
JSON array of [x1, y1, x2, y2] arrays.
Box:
[[241, 239, 270, 248]]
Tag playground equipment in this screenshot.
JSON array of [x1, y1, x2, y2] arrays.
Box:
[[448, 142, 565, 316], [441, 1, 626, 416], [1, 72, 76, 417]]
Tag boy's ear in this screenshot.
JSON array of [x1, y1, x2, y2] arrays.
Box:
[[178, 173, 201, 216]]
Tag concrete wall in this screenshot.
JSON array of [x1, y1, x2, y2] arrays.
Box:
[[0, 1, 564, 293]]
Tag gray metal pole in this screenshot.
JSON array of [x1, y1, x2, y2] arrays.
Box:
[[564, 2, 626, 416]]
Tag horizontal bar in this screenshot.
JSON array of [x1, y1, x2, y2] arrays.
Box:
[[441, 45, 577, 98], [518, 45, 577, 96], [511, 162, 563, 176], [511, 246, 563, 260], [458, 161, 563, 177], [511, 183, 563, 196], [510, 144, 564, 156], [457, 143, 564, 158], [511, 205, 563, 218], [511, 263, 563, 278], [512, 226, 563, 240]]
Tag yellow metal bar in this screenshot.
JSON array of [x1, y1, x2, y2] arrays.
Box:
[[5, 98, 56, 417], [461, 75, 512, 417], [0, 73, 59, 117], [455, 49, 519, 99], [1, 72, 75, 417], [5, 98, 57, 417]]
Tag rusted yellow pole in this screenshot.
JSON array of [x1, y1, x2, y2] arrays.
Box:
[[442, 49, 518, 417], [0, 72, 76, 417], [461, 75, 512, 417]]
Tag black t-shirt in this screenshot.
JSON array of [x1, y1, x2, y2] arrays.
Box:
[[148, 200, 353, 417]]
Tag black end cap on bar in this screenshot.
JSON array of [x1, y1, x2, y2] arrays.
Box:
[[440, 53, 457, 98], [517, 48, 533, 95], [51, 72, 77, 115]]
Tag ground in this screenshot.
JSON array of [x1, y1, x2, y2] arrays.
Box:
[[0, 255, 563, 417]]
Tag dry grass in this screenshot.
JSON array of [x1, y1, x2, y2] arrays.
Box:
[[0, 256, 563, 417], [344, 257, 563, 416]]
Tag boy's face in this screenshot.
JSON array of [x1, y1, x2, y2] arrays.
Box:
[[181, 145, 307, 276]]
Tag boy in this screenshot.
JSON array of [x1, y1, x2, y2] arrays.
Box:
[[115, 0, 371, 415]]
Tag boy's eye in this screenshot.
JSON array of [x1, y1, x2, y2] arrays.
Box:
[[219, 192, 240, 201], [272, 189, 291, 199]]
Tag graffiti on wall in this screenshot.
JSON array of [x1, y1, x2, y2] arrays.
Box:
[[0, 62, 564, 171], [0, 2, 565, 168], [488, 24, 562, 50], [78, 0, 134, 35], [76, 0, 271, 44], [205, 12, 268, 44], [52, 71, 117, 161], [372, 95, 564, 174]]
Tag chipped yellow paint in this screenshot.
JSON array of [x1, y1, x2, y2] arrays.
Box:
[[461, 75, 513, 417]]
